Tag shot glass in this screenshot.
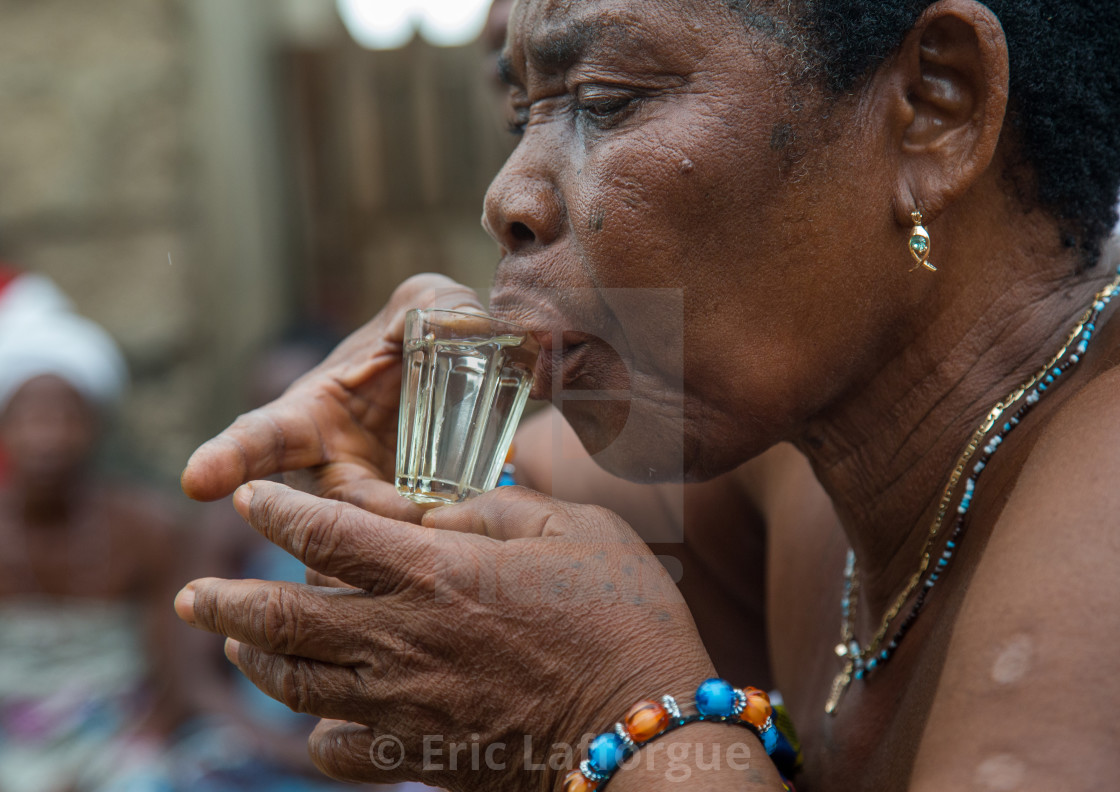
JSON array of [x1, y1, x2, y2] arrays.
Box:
[[395, 308, 539, 506]]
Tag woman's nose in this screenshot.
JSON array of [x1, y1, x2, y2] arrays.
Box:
[[482, 164, 563, 254]]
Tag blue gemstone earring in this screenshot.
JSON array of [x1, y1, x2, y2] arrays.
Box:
[[909, 210, 936, 272]]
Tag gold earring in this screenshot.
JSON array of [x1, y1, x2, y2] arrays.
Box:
[[908, 211, 935, 272]]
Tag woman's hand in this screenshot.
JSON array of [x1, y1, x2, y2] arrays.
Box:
[[174, 482, 716, 792], [179, 273, 481, 521]]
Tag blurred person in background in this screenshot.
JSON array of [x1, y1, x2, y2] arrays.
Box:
[[0, 269, 191, 791], [0, 272, 378, 792]]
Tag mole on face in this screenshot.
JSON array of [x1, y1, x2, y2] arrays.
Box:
[[974, 754, 1027, 791], [679, 158, 694, 175], [991, 634, 1033, 685]]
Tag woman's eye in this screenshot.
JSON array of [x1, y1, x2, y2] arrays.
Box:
[[575, 87, 638, 128]]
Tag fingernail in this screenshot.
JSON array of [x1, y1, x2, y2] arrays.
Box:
[[174, 586, 196, 624], [224, 638, 242, 667], [233, 483, 254, 518]]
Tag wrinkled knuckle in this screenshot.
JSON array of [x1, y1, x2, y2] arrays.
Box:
[[296, 501, 347, 571], [576, 503, 625, 531], [252, 585, 296, 653], [399, 273, 444, 303], [254, 486, 285, 534], [192, 584, 219, 628], [279, 658, 318, 714]]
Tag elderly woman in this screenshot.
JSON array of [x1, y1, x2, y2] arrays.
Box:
[[176, 0, 1120, 789]]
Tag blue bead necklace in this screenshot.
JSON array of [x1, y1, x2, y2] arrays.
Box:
[[826, 267, 1120, 714]]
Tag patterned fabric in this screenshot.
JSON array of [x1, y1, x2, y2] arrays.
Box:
[[0, 597, 157, 792]]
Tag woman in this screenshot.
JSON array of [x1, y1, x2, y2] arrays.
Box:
[[0, 273, 189, 791], [176, 0, 1120, 789]]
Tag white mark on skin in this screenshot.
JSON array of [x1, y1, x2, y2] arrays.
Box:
[[679, 158, 694, 175], [974, 754, 1026, 791], [991, 634, 1033, 685]]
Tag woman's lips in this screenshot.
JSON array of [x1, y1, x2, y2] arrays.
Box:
[[486, 294, 597, 398]]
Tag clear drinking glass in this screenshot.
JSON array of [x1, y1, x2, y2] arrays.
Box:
[[395, 308, 540, 506]]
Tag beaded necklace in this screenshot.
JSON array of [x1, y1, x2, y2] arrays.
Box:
[[825, 267, 1120, 715]]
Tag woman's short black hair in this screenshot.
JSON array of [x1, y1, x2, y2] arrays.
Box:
[[738, 1, 1120, 262]]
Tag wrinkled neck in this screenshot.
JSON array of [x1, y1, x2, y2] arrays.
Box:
[[795, 260, 1113, 620]]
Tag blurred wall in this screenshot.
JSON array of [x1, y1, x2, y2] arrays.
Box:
[[0, 0, 510, 484], [284, 31, 512, 328]]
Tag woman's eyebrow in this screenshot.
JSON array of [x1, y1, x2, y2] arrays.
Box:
[[496, 22, 598, 88], [497, 53, 520, 87], [502, 17, 652, 87], [530, 22, 596, 70]]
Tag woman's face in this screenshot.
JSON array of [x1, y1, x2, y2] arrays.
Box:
[[485, 0, 908, 481], [0, 375, 98, 489]]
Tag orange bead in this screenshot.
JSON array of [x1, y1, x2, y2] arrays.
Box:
[[562, 770, 598, 792], [624, 700, 670, 743], [739, 687, 772, 729]]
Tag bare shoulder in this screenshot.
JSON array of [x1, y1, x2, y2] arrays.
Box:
[[909, 363, 1120, 789]]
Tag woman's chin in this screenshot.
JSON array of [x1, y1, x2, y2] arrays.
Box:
[[560, 399, 692, 484]]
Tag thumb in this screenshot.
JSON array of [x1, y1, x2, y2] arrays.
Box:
[[421, 486, 571, 540]]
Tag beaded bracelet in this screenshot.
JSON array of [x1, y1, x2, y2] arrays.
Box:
[[561, 678, 801, 791]]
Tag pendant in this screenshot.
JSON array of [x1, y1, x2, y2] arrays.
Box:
[[908, 211, 936, 272]]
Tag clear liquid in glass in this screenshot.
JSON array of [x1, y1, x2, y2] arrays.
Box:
[[396, 333, 535, 506]]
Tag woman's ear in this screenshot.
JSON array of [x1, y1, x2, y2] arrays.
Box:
[[870, 0, 1010, 225]]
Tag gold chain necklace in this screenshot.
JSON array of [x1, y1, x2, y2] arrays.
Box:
[[825, 270, 1120, 714]]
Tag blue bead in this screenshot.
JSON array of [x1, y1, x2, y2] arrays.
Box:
[[855, 669, 865, 680], [695, 678, 737, 717], [868, 659, 878, 670], [1053, 368, 1062, 377], [1038, 383, 1047, 392], [1003, 422, 1011, 432], [762, 723, 779, 754], [947, 541, 956, 549], [880, 650, 889, 660], [1044, 376, 1053, 385], [588, 733, 626, 774]]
